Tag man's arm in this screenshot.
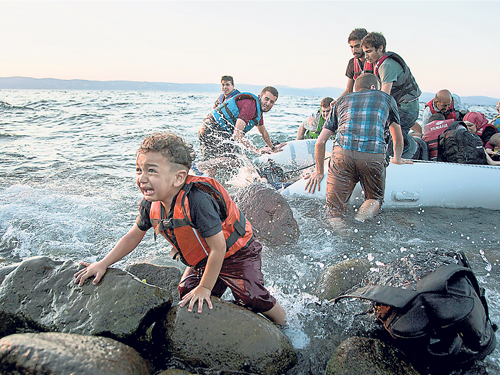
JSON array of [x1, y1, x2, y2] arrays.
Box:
[[178, 231, 226, 313], [381, 82, 393, 96], [74, 224, 146, 286], [304, 128, 333, 193], [389, 122, 412, 165], [232, 119, 261, 154], [256, 124, 275, 149]]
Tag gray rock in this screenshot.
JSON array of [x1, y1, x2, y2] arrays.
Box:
[[233, 183, 299, 245], [315, 258, 370, 300], [0, 256, 172, 344], [0, 332, 151, 375], [0, 263, 18, 286], [153, 297, 297, 374], [325, 336, 420, 375], [126, 263, 182, 304]]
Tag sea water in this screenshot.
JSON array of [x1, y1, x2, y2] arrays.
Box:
[[1, 90, 499, 373]]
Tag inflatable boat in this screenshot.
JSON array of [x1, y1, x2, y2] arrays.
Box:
[[254, 140, 500, 210], [281, 160, 500, 210]]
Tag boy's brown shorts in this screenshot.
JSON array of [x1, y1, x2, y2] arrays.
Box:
[[178, 238, 277, 313], [326, 146, 386, 218]]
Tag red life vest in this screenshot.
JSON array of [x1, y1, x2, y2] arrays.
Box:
[[353, 58, 373, 80], [422, 119, 455, 160], [425, 98, 458, 122], [150, 175, 253, 268]]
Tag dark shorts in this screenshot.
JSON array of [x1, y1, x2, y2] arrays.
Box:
[[326, 146, 386, 218], [177, 238, 277, 313], [198, 119, 242, 160]]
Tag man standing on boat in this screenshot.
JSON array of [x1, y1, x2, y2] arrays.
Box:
[[361, 32, 421, 154], [305, 73, 411, 227], [199, 86, 282, 160], [338, 28, 369, 99], [421, 89, 468, 129], [213, 75, 240, 108]]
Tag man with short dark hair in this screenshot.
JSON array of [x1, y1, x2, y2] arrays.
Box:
[[422, 89, 468, 129], [199, 86, 281, 159], [339, 28, 369, 99], [305, 73, 411, 226], [297, 97, 335, 140], [361, 32, 421, 155], [213, 75, 240, 108]]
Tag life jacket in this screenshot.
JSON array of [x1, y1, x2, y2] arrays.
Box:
[[492, 116, 500, 131], [211, 92, 262, 134], [425, 98, 458, 122], [333, 253, 498, 370], [214, 89, 241, 107], [422, 119, 455, 160], [149, 175, 253, 268], [437, 121, 487, 165], [373, 52, 421, 105], [304, 109, 326, 139], [353, 58, 374, 80]]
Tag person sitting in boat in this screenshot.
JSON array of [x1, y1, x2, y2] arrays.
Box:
[[74, 132, 287, 325], [213, 75, 240, 109], [437, 121, 500, 166], [491, 100, 500, 131], [421, 90, 468, 130], [338, 27, 370, 99], [463, 111, 498, 146], [296, 97, 334, 140], [361, 32, 421, 158], [422, 113, 454, 160], [198, 86, 284, 160], [304, 73, 412, 229], [485, 133, 500, 161]]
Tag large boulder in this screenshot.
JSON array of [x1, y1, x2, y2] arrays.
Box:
[[314, 258, 370, 300], [0, 332, 151, 375], [153, 297, 297, 374], [0, 256, 172, 345], [126, 263, 182, 304], [233, 183, 299, 245], [325, 336, 420, 375]]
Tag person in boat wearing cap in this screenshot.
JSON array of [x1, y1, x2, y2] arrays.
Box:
[[490, 100, 500, 131], [338, 28, 370, 99], [304, 73, 412, 229], [213, 75, 240, 109], [296, 97, 335, 140], [421, 89, 468, 130], [361, 32, 421, 155], [74, 132, 287, 325]]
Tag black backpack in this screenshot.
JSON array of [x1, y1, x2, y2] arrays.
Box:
[[333, 254, 497, 370], [437, 121, 487, 164]]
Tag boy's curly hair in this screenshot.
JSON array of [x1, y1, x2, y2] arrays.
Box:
[[137, 132, 195, 170]]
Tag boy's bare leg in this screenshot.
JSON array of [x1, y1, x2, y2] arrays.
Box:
[[262, 302, 287, 326], [354, 199, 380, 222]]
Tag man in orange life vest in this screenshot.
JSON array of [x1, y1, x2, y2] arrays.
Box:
[[74, 132, 286, 325], [339, 28, 369, 99], [361, 32, 421, 154]]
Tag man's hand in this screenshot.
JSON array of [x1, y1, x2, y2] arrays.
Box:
[[304, 171, 324, 193], [390, 157, 413, 165]]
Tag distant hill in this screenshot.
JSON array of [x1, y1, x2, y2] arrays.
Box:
[[0, 76, 498, 106]]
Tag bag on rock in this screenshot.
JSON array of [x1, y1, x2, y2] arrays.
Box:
[[333, 255, 497, 369]]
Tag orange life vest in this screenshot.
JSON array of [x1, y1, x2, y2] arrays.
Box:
[[150, 175, 253, 268]]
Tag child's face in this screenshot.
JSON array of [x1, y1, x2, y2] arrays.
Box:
[[136, 151, 185, 204]]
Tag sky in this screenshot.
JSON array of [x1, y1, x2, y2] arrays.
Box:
[[1, 1, 499, 98]]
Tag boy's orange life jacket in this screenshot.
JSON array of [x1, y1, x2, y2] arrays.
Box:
[[149, 175, 253, 268]]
